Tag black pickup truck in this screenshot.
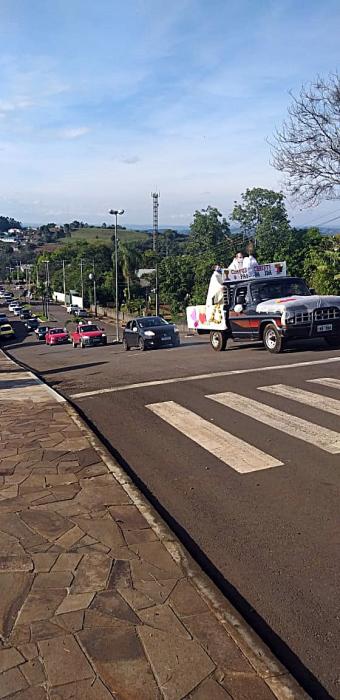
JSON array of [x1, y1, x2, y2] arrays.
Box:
[[187, 276, 340, 353]]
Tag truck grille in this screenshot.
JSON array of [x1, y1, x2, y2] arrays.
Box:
[[293, 310, 312, 324], [314, 307, 340, 321]]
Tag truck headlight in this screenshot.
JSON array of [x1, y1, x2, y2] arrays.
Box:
[[144, 330, 155, 337]]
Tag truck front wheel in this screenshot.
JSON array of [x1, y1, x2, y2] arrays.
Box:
[[210, 330, 227, 352], [72, 340, 77, 348], [263, 324, 284, 354], [324, 334, 340, 348]]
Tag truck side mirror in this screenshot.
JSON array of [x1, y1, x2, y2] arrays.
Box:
[[309, 288, 315, 295]]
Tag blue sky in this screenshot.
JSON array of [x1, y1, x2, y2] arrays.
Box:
[[0, 0, 339, 226]]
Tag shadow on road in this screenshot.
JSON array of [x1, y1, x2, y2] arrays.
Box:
[[41, 361, 109, 376], [4, 339, 39, 350]]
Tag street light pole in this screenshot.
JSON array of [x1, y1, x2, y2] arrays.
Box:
[[109, 208, 124, 343]]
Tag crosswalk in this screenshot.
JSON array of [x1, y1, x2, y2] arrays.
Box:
[[146, 376, 340, 473]]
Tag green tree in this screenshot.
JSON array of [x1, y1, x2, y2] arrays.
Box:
[[304, 234, 340, 294], [189, 206, 230, 254], [231, 188, 288, 239], [159, 256, 195, 313]]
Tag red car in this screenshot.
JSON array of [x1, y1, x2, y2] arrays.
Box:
[[71, 323, 107, 348], [45, 327, 69, 345]]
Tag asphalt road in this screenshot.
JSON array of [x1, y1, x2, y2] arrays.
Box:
[[3, 302, 340, 699]]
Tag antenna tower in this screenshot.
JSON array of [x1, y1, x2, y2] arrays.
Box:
[[151, 191, 160, 251]]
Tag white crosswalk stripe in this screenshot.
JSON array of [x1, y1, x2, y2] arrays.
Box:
[[308, 377, 340, 390], [206, 392, 340, 454], [146, 400, 283, 473], [258, 384, 340, 417]]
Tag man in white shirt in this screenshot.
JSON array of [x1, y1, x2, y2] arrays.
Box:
[[228, 252, 244, 272]]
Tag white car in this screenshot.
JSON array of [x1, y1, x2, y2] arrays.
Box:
[[67, 304, 81, 314], [13, 305, 23, 316], [8, 301, 20, 312]]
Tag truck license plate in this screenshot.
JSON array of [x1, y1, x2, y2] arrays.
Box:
[[317, 324, 332, 332], [162, 335, 171, 341]]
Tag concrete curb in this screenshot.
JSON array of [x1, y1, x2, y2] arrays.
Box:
[[1, 347, 310, 699]]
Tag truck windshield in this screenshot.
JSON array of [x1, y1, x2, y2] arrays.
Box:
[[79, 325, 98, 332], [251, 279, 310, 304]]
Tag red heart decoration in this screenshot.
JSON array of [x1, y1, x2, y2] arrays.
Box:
[[199, 312, 206, 324]]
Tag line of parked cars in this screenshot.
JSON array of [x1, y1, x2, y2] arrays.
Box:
[[0, 287, 16, 340]]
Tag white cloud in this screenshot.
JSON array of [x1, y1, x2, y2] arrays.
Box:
[[58, 127, 90, 140], [0, 97, 35, 115]]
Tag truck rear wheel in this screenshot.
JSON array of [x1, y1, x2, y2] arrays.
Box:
[[263, 323, 284, 354], [210, 330, 227, 352]]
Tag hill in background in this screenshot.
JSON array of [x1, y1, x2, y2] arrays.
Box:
[[60, 227, 149, 244]]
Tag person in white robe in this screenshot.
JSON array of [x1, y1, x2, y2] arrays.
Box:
[[205, 266, 224, 306]]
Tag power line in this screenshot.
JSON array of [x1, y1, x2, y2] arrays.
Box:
[[310, 213, 340, 228], [300, 207, 340, 227]]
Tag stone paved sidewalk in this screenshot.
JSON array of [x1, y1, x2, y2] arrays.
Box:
[[0, 351, 308, 700]]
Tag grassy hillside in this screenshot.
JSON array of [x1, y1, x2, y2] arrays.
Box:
[[60, 227, 149, 244]]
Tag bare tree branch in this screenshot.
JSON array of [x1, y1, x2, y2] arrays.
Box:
[[270, 73, 340, 205]]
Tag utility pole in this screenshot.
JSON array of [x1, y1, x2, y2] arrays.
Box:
[[89, 263, 97, 318], [62, 260, 66, 304], [45, 260, 50, 320], [151, 192, 160, 315], [92, 261, 97, 316], [109, 209, 125, 342], [80, 259, 84, 307]]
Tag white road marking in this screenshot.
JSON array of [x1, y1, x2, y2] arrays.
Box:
[[70, 355, 340, 398], [258, 384, 340, 417], [146, 400, 283, 473], [207, 392, 340, 454], [308, 377, 340, 390]]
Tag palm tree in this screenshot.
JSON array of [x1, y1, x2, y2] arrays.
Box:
[[119, 242, 140, 302]]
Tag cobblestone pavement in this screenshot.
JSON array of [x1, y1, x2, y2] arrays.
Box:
[[0, 352, 307, 699]]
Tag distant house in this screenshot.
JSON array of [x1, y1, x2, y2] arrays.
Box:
[[136, 268, 155, 289], [136, 268, 155, 278]]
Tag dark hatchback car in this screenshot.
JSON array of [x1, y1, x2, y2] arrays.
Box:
[[20, 309, 31, 320], [25, 317, 39, 332], [123, 316, 180, 351], [35, 325, 49, 341]]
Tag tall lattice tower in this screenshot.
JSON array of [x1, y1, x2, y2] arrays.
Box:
[[151, 192, 160, 251]]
